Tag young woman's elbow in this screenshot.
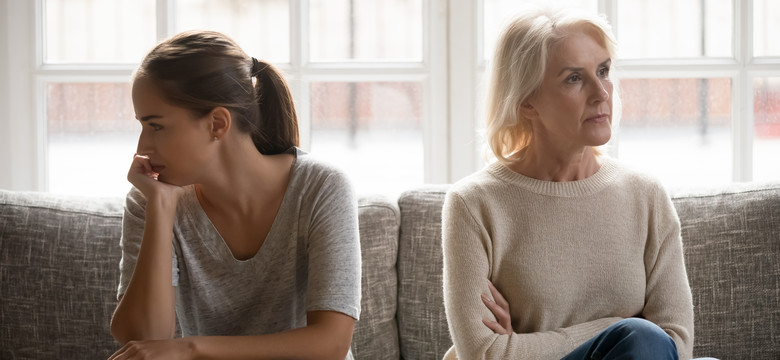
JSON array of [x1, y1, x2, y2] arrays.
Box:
[[110, 314, 174, 344]]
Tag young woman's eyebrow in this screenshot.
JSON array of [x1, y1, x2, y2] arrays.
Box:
[[137, 115, 162, 122], [557, 58, 612, 76]]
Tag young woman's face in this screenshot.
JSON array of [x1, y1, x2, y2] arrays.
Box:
[[131, 77, 215, 186], [526, 30, 613, 153]]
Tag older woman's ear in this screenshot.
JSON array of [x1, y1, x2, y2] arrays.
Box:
[[519, 102, 537, 120]]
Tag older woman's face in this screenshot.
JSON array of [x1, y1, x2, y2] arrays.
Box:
[[526, 30, 613, 153]]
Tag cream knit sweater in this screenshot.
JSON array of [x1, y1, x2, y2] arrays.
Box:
[[442, 157, 694, 360]]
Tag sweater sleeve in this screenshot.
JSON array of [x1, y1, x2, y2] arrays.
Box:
[[442, 192, 622, 360], [642, 185, 694, 360]]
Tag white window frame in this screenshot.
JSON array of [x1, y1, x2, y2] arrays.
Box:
[[3, 0, 779, 192], [0, 0, 448, 192], [449, 0, 780, 183]]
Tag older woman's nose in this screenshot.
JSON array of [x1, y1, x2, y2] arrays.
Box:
[[589, 79, 611, 104]]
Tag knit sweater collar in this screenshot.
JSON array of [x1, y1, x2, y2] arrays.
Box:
[[487, 157, 619, 197]]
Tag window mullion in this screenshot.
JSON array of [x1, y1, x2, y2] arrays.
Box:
[[733, 0, 753, 182], [156, 0, 174, 41], [292, 0, 310, 150]]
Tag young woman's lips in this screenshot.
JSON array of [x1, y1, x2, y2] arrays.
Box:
[[585, 114, 609, 123], [151, 165, 165, 173]]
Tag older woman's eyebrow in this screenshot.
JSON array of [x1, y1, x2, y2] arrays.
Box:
[[557, 58, 612, 76]]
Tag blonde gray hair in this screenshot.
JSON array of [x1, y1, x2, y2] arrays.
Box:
[[485, 8, 617, 163]]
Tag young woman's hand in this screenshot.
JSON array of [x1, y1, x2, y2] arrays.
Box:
[[127, 154, 185, 204], [481, 279, 513, 335], [108, 338, 194, 360]]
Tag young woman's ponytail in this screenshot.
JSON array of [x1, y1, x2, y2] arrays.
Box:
[[250, 58, 299, 155], [135, 31, 300, 156]]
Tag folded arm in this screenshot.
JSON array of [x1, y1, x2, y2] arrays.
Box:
[[442, 193, 621, 359]]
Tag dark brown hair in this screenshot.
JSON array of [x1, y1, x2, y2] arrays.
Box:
[[135, 30, 299, 155]]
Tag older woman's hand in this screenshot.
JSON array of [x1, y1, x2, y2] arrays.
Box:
[[481, 280, 513, 335]]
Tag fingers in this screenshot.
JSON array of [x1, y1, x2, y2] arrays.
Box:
[[108, 342, 137, 360], [487, 279, 509, 310], [482, 280, 513, 335], [130, 154, 158, 180], [482, 318, 509, 334], [482, 294, 509, 321]]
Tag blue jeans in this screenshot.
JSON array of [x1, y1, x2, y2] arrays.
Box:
[[562, 318, 680, 360]]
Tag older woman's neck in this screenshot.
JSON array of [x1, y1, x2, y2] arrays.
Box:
[[508, 146, 601, 182]]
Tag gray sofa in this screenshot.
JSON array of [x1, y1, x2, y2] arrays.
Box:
[[1, 182, 779, 359]]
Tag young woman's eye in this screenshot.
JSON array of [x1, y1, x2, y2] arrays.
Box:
[[149, 123, 163, 131]]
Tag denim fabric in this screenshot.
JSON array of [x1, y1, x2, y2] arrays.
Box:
[[562, 318, 678, 360]]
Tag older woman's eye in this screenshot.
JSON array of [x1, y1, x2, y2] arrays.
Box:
[[567, 74, 582, 83], [598, 66, 610, 78]]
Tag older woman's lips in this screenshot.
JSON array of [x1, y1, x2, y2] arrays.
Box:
[[585, 114, 609, 123]]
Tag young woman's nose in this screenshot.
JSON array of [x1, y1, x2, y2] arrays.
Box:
[[135, 131, 153, 155]]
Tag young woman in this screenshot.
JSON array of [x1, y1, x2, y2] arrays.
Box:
[[109, 30, 361, 360], [441, 8, 707, 360]]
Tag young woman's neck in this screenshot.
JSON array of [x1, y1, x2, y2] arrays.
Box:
[[508, 143, 601, 182], [195, 136, 293, 215]]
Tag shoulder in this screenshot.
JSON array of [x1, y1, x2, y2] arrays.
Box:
[[602, 158, 674, 213], [292, 149, 352, 184], [605, 157, 667, 194], [289, 149, 356, 203], [448, 163, 505, 200]]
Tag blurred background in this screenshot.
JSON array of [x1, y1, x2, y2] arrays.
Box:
[[2, 0, 778, 197]]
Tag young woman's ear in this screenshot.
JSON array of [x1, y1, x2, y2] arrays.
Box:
[[209, 107, 231, 140]]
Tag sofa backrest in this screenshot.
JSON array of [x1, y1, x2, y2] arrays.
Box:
[[672, 182, 780, 359], [393, 182, 780, 360], [0, 190, 405, 359], [0, 190, 124, 359], [350, 196, 401, 359], [396, 186, 452, 359]]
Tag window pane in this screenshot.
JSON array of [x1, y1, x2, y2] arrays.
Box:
[[310, 82, 423, 195], [754, 0, 780, 57], [617, 0, 732, 59], [309, 0, 422, 61], [47, 83, 137, 196], [617, 78, 732, 187], [175, 0, 289, 63], [44, 0, 156, 63], [754, 77, 780, 181], [483, 0, 598, 61]]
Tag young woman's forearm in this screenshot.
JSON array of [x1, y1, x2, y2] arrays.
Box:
[[187, 311, 354, 360], [111, 197, 178, 343]]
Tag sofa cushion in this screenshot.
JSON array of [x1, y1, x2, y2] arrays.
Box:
[[0, 190, 124, 359], [397, 186, 452, 360], [672, 181, 780, 360], [351, 196, 401, 360]]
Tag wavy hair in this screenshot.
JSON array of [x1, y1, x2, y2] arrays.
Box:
[[485, 8, 617, 163]]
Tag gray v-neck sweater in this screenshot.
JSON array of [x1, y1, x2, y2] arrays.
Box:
[[118, 149, 360, 359]]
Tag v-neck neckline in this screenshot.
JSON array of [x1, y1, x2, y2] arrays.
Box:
[[184, 149, 299, 263]]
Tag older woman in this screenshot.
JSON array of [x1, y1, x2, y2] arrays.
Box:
[[442, 8, 698, 360]]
